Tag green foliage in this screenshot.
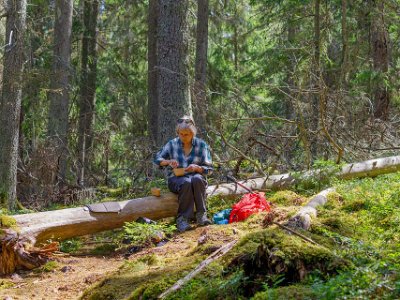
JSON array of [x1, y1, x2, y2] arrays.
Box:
[[81, 173, 400, 299], [35, 261, 58, 273], [268, 190, 305, 206], [293, 160, 343, 194], [122, 221, 175, 247], [207, 194, 241, 217], [253, 285, 316, 300], [123, 254, 162, 273], [60, 238, 83, 253], [0, 214, 17, 229], [90, 243, 118, 256], [0, 279, 15, 290]]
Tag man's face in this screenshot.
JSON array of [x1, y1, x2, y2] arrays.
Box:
[[178, 129, 194, 145]]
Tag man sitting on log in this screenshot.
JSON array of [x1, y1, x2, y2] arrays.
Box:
[[154, 115, 213, 232]]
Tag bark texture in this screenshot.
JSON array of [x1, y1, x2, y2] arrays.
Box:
[[47, 0, 73, 183], [310, 0, 321, 158], [77, 0, 99, 186], [193, 0, 209, 138], [156, 0, 191, 146], [371, 0, 389, 120], [0, 0, 27, 210], [148, 0, 159, 147]]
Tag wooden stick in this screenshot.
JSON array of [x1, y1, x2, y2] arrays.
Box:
[[158, 240, 237, 299], [273, 221, 319, 246]]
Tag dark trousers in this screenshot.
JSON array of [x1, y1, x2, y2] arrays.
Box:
[[168, 173, 208, 219]]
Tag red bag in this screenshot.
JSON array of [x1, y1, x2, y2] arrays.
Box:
[[229, 192, 271, 223]]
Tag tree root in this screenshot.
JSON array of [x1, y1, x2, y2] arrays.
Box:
[[0, 229, 56, 275]]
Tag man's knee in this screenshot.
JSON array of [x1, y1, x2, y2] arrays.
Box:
[[181, 178, 192, 190], [191, 174, 206, 187]]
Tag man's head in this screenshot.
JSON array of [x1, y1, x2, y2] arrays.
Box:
[[176, 115, 197, 138]]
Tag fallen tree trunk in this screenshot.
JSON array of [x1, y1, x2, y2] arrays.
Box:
[[286, 188, 335, 230], [11, 155, 400, 242], [251, 155, 400, 190], [1, 155, 400, 274]]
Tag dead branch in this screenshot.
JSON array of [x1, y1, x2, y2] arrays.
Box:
[[158, 240, 237, 299]]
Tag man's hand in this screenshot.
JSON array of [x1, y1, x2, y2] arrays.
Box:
[[161, 159, 178, 168], [185, 164, 203, 173]]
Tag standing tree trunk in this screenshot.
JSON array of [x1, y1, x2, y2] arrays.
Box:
[[148, 0, 159, 148], [340, 0, 348, 86], [156, 0, 191, 146], [0, 1, 5, 85], [284, 18, 297, 120], [193, 0, 209, 138], [310, 0, 321, 159], [47, 0, 73, 184], [370, 0, 389, 120], [77, 0, 99, 186], [0, 0, 27, 210]]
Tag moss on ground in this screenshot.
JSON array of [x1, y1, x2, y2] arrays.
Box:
[[0, 279, 15, 290], [0, 214, 17, 228], [252, 285, 317, 300], [268, 190, 306, 206], [80, 172, 400, 300]]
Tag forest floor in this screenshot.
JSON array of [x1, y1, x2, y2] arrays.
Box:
[[0, 250, 121, 300], [0, 222, 239, 300], [2, 172, 400, 300]]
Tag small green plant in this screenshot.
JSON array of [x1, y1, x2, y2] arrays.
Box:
[[122, 254, 162, 272], [90, 243, 118, 255], [60, 238, 83, 253], [35, 261, 58, 273], [122, 221, 175, 247], [0, 279, 14, 290], [0, 214, 17, 229], [293, 159, 344, 194]]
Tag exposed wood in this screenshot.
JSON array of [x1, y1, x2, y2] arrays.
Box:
[[287, 188, 335, 230], [0, 229, 50, 275], [274, 221, 319, 245], [158, 240, 237, 299], [12, 192, 180, 244], [263, 212, 320, 245]]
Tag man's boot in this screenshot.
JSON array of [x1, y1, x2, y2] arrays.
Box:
[[196, 212, 212, 226], [176, 216, 192, 232]]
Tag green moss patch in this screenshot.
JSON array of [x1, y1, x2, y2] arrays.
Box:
[[269, 190, 306, 206], [253, 285, 317, 300], [225, 228, 348, 296], [34, 260, 58, 273], [0, 279, 15, 290], [0, 214, 18, 231]]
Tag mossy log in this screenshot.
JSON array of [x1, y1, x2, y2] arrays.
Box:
[[1, 155, 400, 275]]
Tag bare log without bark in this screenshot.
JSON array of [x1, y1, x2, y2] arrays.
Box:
[[287, 188, 335, 230], [216, 155, 400, 191]]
